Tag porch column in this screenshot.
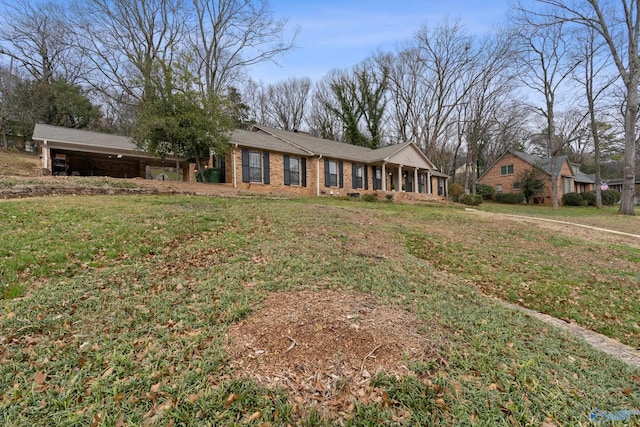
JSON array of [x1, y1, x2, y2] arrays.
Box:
[[397, 164, 402, 191], [414, 168, 419, 193], [233, 145, 238, 188], [381, 162, 387, 191], [427, 172, 432, 194], [42, 140, 50, 170]]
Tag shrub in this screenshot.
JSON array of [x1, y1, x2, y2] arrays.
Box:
[[362, 194, 377, 202], [601, 189, 616, 205], [562, 192, 584, 206], [496, 193, 525, 204], [449, 183, 465, 201], [458, 193, 483, 206], [385, 193, 393, 202], [581, 191, 596, 206], [476, 184, 494, 200], [601, 189, 621, 205]]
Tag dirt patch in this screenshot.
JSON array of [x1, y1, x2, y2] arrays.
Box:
[[225, 289, 443, 419]]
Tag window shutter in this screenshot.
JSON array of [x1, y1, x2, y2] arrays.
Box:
[[339, 161, 344, 188], [283, 155, 290, 186], [364, 166, 369, 190], [241, 149, 249, 183], [324, 158, 330, 187], [352, 163, 357, 189], [263, 152, 270, 184], [301, 158, 307, 187]]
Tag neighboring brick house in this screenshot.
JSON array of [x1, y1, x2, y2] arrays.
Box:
[[478, 150, 594, 204], [32, 123, 448, 200]]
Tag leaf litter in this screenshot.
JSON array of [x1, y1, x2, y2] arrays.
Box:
[[225, 289, 445, 420]]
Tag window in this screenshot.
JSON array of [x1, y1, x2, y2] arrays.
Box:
[[563, 177, 573, 194], [512, 182, 521, 190], [352, 164, 363, 188], [249, 152, 262, 182], [325, 159, 343, 187], [329, 161, 338, 186], [500, 164, 514, 176], [418, 173, 426, 193], [242, 149, 270, 184], [405, 173, 413, 192], [373, 167, 382, 190], [285, 156, 300, 186], [496, 184, 503, 193]]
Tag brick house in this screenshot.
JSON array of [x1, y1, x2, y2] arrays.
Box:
[[32, 123, 448, 200], [227, 125, 447, 199], [478, 150, 594, 204]]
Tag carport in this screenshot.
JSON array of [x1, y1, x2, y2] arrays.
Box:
[[32, 124, 189, 180]]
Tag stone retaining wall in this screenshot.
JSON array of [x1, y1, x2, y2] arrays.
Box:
[[0, 185, 194, 199]]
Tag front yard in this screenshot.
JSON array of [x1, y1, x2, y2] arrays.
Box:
[[1, 195, 638, 425]]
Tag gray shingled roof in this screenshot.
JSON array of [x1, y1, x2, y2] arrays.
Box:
[[230, 128, 310, 155], [573, 169, 595, 184], [33, 123, 136, 150], [250, 125, 435, 167], [253, 125, 375, 161], [510, 151, 568, 176]]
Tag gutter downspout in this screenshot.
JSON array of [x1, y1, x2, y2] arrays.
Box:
[[316, 155, 323, 197], [233, 144, 238, 188]]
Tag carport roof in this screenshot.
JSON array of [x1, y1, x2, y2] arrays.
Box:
[[33, 124, 136, 151]]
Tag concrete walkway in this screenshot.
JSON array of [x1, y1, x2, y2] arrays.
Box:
[[465, 208, 640, 370], [507, 302, 640, 369]]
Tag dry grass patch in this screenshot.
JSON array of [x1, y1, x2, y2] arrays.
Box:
[[226, 289, 444, 419]]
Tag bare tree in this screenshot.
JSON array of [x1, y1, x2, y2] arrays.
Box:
[[265, 77, 311, 131], [189, 0, 297, 99], [0, 0, 81, 84], [385, 21, 482, 171], [510, 14, 578, 209], [73, 0, 188, 104], [460, 31, 517, 194], [523, 0, 638, 214], [308, 76, 343, 141]]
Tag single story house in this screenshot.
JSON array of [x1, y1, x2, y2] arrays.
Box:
[[478, 150, 594, 204], [228, 125, 448, 198], [32, 123, 448, 199]]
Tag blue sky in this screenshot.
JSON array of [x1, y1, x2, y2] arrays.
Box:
[[249, 0, 511, 84]]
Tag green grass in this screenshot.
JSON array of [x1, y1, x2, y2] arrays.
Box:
[[1, 195, 639, 426]]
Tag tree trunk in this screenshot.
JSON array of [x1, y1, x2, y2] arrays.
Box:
[[619, 78, 637, 215], [590, 115, 603, 209]]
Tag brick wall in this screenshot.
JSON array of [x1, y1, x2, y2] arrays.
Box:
[[225, 149, 381, 197]]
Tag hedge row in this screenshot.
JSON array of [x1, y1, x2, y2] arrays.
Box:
[[562, 190, 621, 206], [496, 193, 525, 204]]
